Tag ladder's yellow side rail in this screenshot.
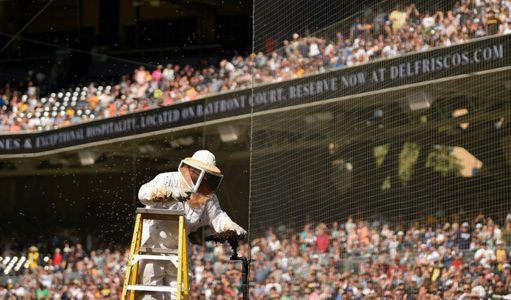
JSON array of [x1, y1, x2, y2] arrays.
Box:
[[122, 213, 142, 300], [182, 219, 189, 300], [177, 215, 184, 299]]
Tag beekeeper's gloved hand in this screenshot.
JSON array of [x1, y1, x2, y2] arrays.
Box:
[[223, 222, 247, 236], [151, 185, 189, 202], [168, 186, 190, 202]]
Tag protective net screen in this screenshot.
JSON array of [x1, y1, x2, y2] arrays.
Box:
[[250, 0, 511, 298]]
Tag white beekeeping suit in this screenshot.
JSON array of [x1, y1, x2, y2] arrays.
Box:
[[137, 150, 246, 300]]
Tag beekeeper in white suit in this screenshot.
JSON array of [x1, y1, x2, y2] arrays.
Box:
[[137, 149, 246, 300]]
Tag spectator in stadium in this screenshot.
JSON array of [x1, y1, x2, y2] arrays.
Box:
[[28, 246, 39, 271], [314, 223, 331, 254], [502, 19, 511, 33], [137, 149, 246, 300], [389, 4, 408, 31], [487, 8, 503, 35], [457, 222, 472, 250]]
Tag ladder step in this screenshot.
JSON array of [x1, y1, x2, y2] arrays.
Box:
[[127, 285, 176, 292], [133, 255, 176, 261], [140, 247, 178, 255]]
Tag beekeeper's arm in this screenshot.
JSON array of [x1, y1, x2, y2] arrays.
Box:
[[138, 173, 188, 207], [206, 195, 247, 235]]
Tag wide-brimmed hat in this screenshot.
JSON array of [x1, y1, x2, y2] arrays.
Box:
[[183, 150, 222, 175]]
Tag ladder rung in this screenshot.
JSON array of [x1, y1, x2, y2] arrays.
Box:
[[133, 255, 176, 261], [140, 247, 178, 254], [127, 285, 176, 292]]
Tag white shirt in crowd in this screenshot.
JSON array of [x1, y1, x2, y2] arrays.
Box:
[[474, 246, 496, 268], [309, 42, 321, 57]]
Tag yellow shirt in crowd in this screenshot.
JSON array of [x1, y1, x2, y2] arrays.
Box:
[[389, 10, 407, 30]]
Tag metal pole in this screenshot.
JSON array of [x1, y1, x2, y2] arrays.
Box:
[[230, 255, 250, 300]]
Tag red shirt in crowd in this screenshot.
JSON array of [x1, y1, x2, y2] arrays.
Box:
[[53, 252, 63, 266], [452, 257, 463, 269], [315, 233, 331, 253]]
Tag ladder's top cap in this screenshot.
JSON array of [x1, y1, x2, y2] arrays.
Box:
[[136, 208, 184, 215]]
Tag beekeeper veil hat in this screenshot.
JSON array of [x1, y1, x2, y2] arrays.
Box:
[[179, 150, 223, 195]]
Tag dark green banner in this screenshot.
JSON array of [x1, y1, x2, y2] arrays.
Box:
[[0, 35, 509, 155]]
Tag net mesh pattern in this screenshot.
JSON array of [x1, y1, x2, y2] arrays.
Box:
[[248, 0, 511, 293]]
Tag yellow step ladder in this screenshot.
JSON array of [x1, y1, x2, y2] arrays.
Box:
[[122, 208, 189, 300]]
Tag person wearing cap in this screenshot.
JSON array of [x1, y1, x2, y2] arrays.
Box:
[[486, 8, 502, 35], [474, 240, 496, 269], [28, 246, 39, 270], [496, 240, 508, 271], [457, 222, 471, 250], [137, 149, 246, 300]]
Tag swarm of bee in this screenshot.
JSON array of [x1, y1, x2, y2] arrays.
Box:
[[205, 230, 247, 259], [150, 186, 173, 202]]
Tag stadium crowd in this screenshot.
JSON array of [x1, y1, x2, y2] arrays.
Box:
[[1, 212, 511, 299], [0, 0, 511, 132]]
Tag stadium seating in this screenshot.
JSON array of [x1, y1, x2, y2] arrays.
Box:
[[1, 213, 511, 298], [0, 0, 510, 132]]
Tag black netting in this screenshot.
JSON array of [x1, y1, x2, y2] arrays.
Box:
[[249, 0, 511, 298]]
